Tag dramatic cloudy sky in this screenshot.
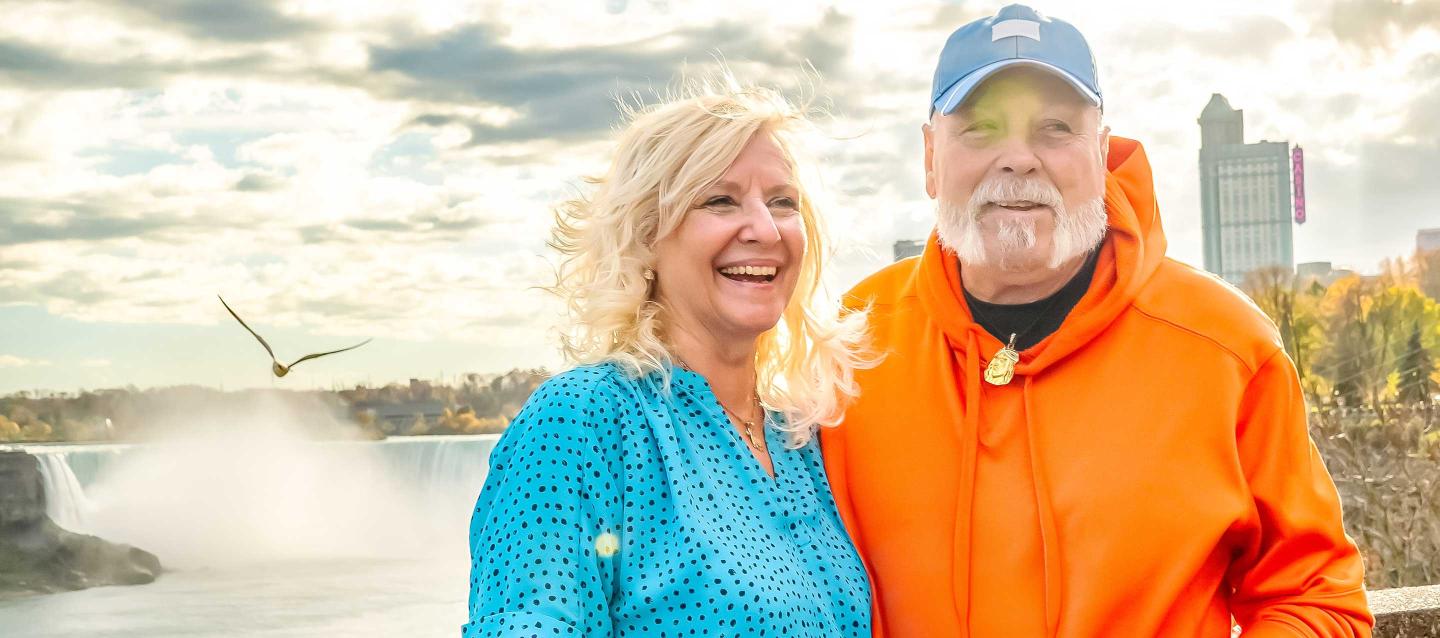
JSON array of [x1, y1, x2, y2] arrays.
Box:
[[1, 0, 1436, 394]]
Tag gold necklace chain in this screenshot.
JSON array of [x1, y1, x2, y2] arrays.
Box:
[[674, 357, 767, 452], [717, 394, 766, 452]]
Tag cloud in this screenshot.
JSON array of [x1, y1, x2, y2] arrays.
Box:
[[235, 173, 286, 192], [294, 207, 493, 244], [0, 196, 181, 245], [0, 32, 286, 91], [1121, 16, 1296, 61], [370, 12, 857, 144], [79, 358, 111, 368], [0, 355, 50, 367], [1404, 53, 1440, 139], [920, 3, 992, 32], [0, 38, 171, 89], [109, 0, 324, 43], [0, 192, 254, 246], [1324, 0, 1440, 50]]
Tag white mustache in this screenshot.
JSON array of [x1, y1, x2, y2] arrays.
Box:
[[965, 177, 1064, 218], [936, 175, 1107, 272]]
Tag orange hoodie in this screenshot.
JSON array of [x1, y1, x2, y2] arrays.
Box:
[[822, 137, 1372, 637]]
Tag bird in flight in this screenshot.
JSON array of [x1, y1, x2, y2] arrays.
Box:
[[218, 295, 371, 378]]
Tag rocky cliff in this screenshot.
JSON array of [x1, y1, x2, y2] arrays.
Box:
[[0, 450, 161, 598]]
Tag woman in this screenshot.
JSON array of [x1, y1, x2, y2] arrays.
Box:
[[462, 78, 871, 637]]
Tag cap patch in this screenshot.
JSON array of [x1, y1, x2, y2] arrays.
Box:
[[992, 19, 1041, 42]]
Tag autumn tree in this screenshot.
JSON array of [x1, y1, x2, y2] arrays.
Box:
[[1311, 272, 1439, 420], [1397, 323, 1436, 409], [1244, 266, 1325, 395]]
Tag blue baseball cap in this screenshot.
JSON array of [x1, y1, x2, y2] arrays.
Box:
[[931, 4, 1101, 117]]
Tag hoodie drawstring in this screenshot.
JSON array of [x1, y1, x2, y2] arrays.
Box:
[[953, 331, 984, 633], [1024, 376, 1062, 636], [955, 333, 1063, 637]]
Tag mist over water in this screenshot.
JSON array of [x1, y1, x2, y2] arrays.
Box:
[[3, 392, 499, 637], [51, 393, 483, 567]]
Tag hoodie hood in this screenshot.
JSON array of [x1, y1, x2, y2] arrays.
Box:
[[916, 136, 1167, 373]]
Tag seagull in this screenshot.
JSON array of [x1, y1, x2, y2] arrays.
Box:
[[218, 295, 372, 378]]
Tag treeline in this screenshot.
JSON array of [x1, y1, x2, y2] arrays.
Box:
[[0, 368, 548, 443], [1243, 248, 1440, 590], [340, 369, 547, 437], [1243, 248, 1440, 418]]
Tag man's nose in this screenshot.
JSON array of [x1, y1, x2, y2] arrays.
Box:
[[995, 135, 1041, 176]]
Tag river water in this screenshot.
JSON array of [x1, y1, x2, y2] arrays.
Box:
[[0, 434, 499, 637]]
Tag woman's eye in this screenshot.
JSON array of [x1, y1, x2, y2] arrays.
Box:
[[1043, 122, 1073, 133], [768, 197, 799, 212], [701, 196, 736, 210]]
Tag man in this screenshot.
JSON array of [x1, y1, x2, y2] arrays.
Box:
[[822, 4, 1373, 636]]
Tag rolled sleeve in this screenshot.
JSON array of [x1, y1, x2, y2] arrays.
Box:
[[462, 377, 623, 638]]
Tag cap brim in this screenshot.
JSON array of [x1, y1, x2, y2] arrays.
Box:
[[932, 58, 1102, 116]]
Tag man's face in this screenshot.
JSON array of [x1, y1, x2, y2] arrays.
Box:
[[924, 66, 1109, 272]]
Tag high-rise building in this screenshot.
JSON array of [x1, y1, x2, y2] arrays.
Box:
[[1418, 228, 1440, 253], [894, 239, 924, 262], [1198, 94, 1296, 285]]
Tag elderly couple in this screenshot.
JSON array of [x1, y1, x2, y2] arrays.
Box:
[[463, 5, 1373, 637]]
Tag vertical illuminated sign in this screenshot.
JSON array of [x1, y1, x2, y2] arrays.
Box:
[[1292, 146, 1306, 225]]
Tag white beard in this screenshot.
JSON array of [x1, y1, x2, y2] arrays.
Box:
[[936, 176, 1108, 272]]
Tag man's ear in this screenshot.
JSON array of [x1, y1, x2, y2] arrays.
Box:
[[1099, 124, 1111, 168], [923, 120, 938, 200]]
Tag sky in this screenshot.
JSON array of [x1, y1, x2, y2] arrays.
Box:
[[1, 0, 1437, 395]]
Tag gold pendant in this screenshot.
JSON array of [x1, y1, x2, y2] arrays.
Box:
[[984, 333, 1019, 386]]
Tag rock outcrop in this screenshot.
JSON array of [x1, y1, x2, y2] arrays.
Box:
[[0, 450, 161, 598]]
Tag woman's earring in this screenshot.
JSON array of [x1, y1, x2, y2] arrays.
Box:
[[643, 268, 655, 280]]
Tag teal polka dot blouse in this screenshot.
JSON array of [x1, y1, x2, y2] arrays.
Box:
[[462, 362, 870, 637]]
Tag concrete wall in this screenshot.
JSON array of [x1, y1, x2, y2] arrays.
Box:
[[1372, 585, 1440, 637]]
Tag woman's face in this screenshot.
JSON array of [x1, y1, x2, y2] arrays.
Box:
[[652, 132, 806, 348]]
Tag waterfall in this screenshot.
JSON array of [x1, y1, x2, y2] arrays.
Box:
[[26, 443, 132, 533], [19, 435, 501, 567], [34, 452, 91, 531]]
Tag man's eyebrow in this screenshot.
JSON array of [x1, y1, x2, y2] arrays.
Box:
[[943, 111, 983, 128], [951, 105, 982, 119]]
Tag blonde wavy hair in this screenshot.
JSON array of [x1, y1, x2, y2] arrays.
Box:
[[548, 75, 870, 448]]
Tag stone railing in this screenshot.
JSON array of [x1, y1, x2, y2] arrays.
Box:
[[1372, 585, 1440, 637]]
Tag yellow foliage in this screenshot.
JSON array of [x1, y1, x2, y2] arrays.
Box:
[[433, 408, 508, 434], [409, 414, 430, 436], [7, 405, 36, 426], [1422, 429, 1440, 457], [20, 419, 53, 442], [462, 415, 508, 434]]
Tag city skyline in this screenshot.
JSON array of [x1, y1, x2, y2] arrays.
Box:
[[2, 0, 1438, 395], [1198, 93, 1297, 285]]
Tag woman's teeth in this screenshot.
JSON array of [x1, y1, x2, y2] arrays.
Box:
[[718, 265, 778, 283], [719, 265, 777, 277]]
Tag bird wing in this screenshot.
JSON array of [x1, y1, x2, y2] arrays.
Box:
[[217, 295, 277, 361], [287, 338, 372, 369]]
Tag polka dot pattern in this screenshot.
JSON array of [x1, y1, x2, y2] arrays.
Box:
[[462, 362, 870, 637]]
